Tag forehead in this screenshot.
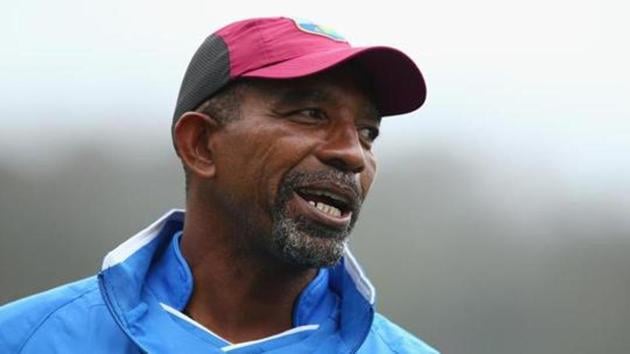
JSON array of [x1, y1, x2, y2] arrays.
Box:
[[243, 65, 381, 119]]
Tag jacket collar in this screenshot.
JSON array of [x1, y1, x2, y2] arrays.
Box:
[[98, 210, 375, 353]]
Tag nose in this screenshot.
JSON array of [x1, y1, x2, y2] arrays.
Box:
[[315, 123, 366, 173]]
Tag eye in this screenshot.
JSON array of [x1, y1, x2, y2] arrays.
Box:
[[359, 126, 379, 143], [297, 108, 327, 121], [284, 108, 328, 124]]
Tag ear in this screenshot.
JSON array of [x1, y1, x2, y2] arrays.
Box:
[[173, 112, 221, 179]]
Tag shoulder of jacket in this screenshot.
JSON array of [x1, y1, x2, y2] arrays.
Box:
[[370, 313, 440, 354], [0, 276, 102, 353]]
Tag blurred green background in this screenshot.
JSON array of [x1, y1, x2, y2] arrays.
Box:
[[1, 1, 629, 353]]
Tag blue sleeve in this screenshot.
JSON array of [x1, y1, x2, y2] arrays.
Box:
[[0, 277, 99, 353]]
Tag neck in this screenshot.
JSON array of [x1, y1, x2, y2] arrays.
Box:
[[179, 202, 317, 344]]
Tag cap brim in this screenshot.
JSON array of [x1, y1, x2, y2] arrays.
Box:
[[241, 46, 426, 116]]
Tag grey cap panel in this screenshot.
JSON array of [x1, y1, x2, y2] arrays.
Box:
[[173, 34, 231, 121]]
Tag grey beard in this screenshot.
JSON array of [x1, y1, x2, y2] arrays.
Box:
[[271, 215, 348, 267], [269, 170, 361, 268]]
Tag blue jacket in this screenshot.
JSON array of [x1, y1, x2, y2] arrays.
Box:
[[0, 210, 438, 353]]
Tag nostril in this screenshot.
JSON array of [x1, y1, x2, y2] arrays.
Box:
[[321, 155, 365, 173]]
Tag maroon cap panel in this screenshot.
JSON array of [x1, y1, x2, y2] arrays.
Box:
[[217, 17, 352, 78]]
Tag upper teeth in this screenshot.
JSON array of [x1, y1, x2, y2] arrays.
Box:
[[303, 189, 348, 205], [308, 201, 342, 217]]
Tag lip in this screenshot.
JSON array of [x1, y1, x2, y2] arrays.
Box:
[[297, 181, 359, 210], [291, 191, 353, 230]]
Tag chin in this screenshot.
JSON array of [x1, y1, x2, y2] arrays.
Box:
[[270, 217, 348, 268]]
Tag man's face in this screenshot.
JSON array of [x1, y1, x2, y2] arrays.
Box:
[[210, 66, 380, 268]]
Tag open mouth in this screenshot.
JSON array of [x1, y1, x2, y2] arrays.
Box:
[[294, 186, 354, 222]]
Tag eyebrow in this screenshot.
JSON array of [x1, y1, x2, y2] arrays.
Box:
[[271, 86, 381, 123], [273, 87, 332, 107]]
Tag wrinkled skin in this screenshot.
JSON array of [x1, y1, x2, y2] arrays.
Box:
[[208, 66, 381, 268]]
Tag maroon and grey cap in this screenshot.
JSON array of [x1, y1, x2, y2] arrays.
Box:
[[173, 17, 426, 121]]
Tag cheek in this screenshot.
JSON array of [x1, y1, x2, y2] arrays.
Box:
[[255, 135, 317, 195], [224, 125, 318, 206]]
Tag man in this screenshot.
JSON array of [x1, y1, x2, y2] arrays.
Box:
[[0, 17, 438, 353]]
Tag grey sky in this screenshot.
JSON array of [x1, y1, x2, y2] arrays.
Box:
[[1, 0, 629, 183]]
